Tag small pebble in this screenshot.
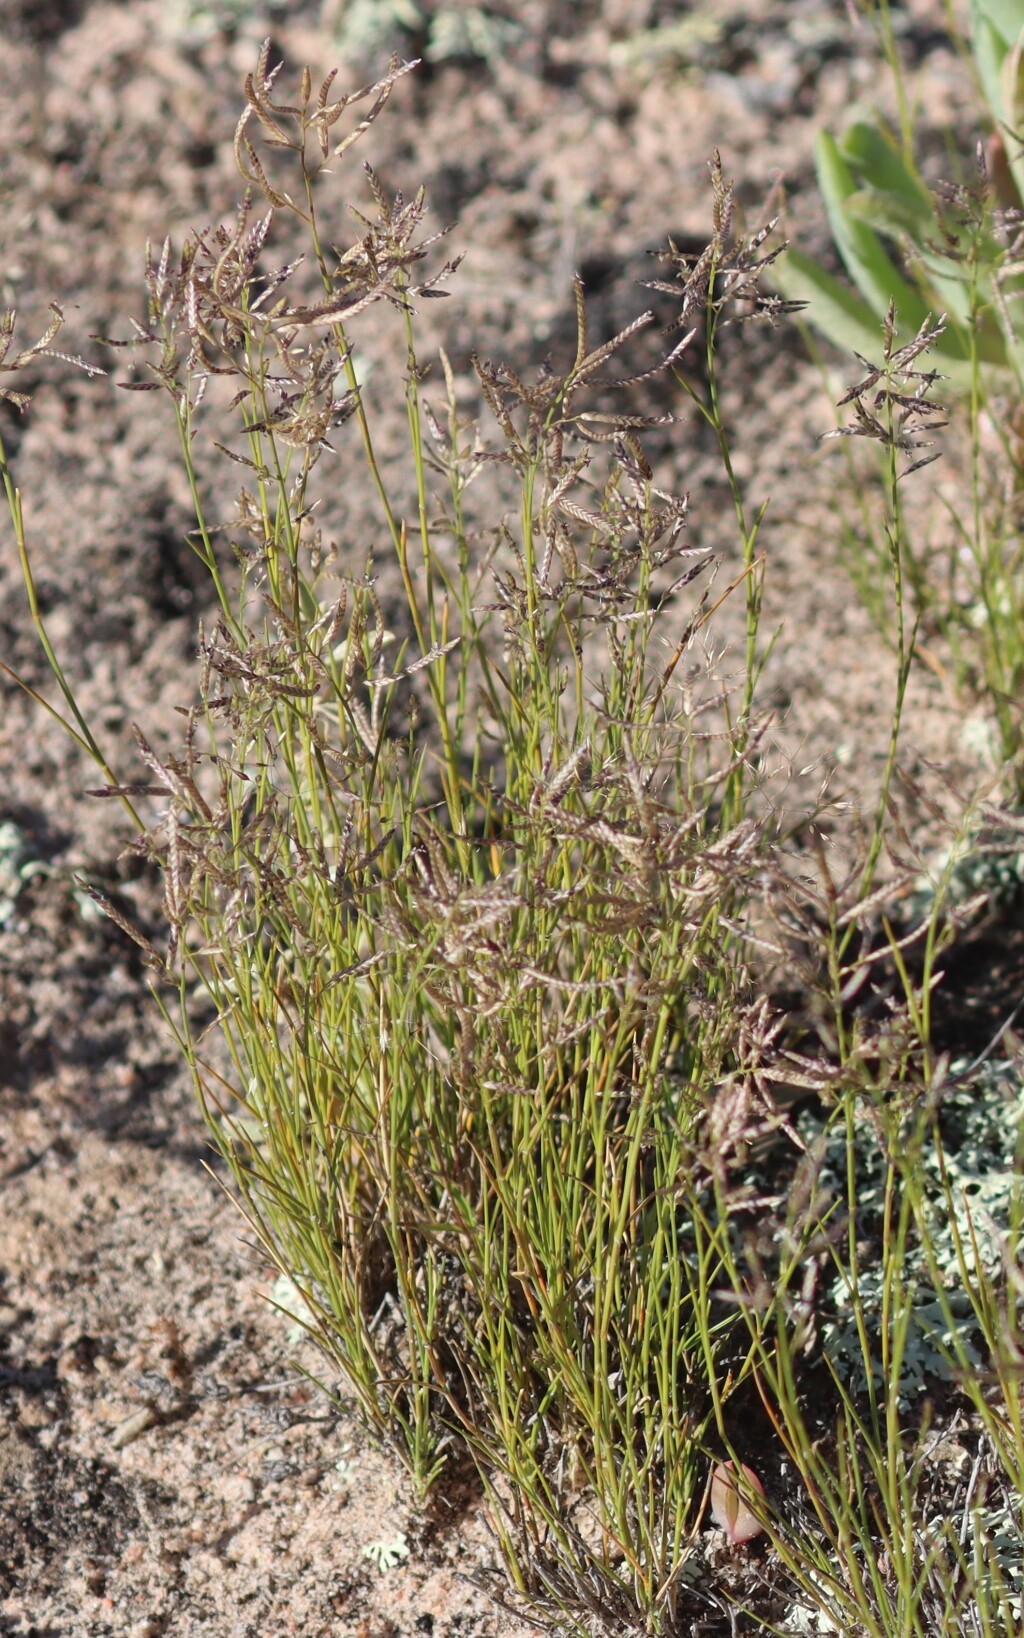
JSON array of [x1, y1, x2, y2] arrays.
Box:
[[110, 1404, 161, 1449], [18, 1398, 54, 1430], [214, 1472, 256, 1505]]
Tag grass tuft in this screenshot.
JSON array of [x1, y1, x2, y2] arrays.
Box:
[[7, 36, 1024, 1638]]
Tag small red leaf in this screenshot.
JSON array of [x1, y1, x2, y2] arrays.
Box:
[[709, 1460, 766, 1545]]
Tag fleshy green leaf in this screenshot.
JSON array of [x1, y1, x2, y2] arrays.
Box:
[[972, 0, 1024, 53], [839, 121, 935, 238], [834, 122, 975, 326], [973, 10, 1013, 124], [814, 132, 933, 330], [1000, 32, 1024, 204], [844, 185, 934, 245], [772, 247, 977, 380]]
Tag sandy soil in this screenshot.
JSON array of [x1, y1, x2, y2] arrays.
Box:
[[0, 2, 999, 1634]]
